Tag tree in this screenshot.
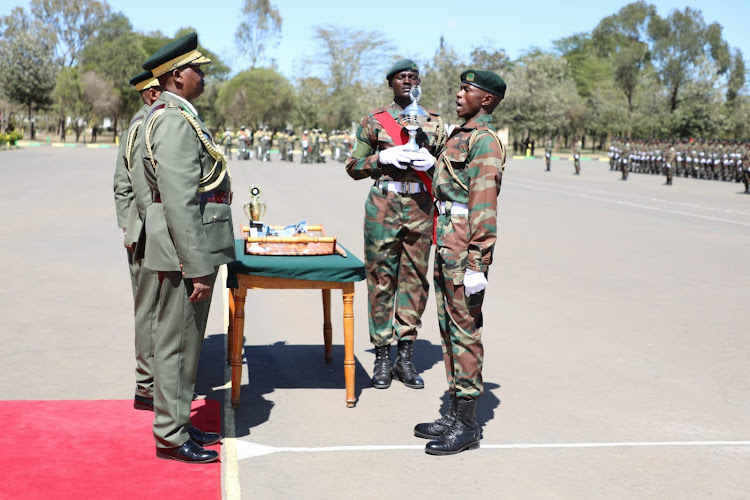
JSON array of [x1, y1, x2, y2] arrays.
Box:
[[215, 67, 295, 130], [52, 66, 85, 141], [292, 77, 328, 129], [500, 52, 583, 141], [648, 7, 731, 113], [421, 37, 465, 125], [79, 12, 147, 140], [309, 25, 396, 128], [81, 70, 119, 134], [0, 11, 58, 126], [30, 0, 110, 67], [592, 1, 656, 123], [234, 0, 282, 69]]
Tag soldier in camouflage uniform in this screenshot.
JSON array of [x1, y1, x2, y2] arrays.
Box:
[[114, 71, 162, 413], [345, 59, 445, 390], [413, 69, 506, 456]]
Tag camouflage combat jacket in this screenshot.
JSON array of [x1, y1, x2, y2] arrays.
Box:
[[434, 114, 505, 273], [345, 101, 445, 183]]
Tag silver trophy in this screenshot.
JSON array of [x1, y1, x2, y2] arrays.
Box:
[[399, 85, 429, 152]]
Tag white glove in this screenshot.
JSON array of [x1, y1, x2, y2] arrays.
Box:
[[407, 147, 436, 171], [379, 145, 412, 170], [463, 269, 487, 296]]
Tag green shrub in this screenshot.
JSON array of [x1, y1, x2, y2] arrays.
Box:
[[0, 132, 7, 148], [8, 130, 23, 145]]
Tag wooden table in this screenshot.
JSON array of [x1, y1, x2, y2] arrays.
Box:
[[226, 240, 366, 408]]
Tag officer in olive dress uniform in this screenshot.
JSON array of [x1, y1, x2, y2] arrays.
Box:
[[345, 59, 446, 391], [114, 71, 162, 412], [138, 32, 235, 464], [412, 69, 506, 456]]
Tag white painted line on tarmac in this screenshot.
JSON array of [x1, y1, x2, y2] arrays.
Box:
[[220, 265, 242, 500], [515, 182, 750, 227], [236, 439, 750, 460]]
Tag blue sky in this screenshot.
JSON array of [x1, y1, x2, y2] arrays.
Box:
[[6, 0, 750, 80]]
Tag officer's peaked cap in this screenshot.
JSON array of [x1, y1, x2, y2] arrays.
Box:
[[129, 70, 159, 91], [143, 32, 212, 78]]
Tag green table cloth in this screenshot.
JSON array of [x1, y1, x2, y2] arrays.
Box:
[[226, 239, 365, 288]]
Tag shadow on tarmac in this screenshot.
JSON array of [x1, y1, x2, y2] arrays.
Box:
[[196, 333, 501, 437]]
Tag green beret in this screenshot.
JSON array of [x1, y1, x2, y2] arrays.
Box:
[[386, 58, 419, 81], [460, 69, 507, 98], [142, 31, 211, 78]]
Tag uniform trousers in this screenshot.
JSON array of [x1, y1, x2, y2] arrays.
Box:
[[434, 213, 485, 398], [364, 185, 432, 346], [152, 268, 217, 448], [127, 251, 160, 398]]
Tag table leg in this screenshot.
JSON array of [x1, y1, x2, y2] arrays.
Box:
[[342, 282, 356, 407], [322, 289, 332, 363], [230, 286, 247, 409], [227, 288, 235, 365]]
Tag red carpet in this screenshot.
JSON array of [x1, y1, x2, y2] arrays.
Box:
[[1, 399, 221, 500]]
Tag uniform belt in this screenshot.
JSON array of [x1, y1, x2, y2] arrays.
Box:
[[436, 201, 469, 216], [374, 179, 423, 194], [153, 190, 232, 204]]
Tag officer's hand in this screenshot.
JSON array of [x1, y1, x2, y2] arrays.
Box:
[[407, 147, 435, 171], [463, 269, 487, 296], [189, 275, 213, 302], [378, 145, 411, 170]]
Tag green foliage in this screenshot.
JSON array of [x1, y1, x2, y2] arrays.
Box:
[[30, 0, 110, 66], [0, 20, 58, 120], [215, 67, 295, 130]]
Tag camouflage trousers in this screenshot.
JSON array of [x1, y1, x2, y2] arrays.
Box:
[[364, 184, 433, 346], [434, 213, 485, 398]]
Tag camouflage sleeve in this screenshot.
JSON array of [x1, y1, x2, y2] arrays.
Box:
[[113, 129, 132, 229], [345, 114, 382, 180], [466, 132, 503, 273]]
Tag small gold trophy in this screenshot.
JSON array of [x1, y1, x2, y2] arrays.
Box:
[[243, 184, 266, 230]]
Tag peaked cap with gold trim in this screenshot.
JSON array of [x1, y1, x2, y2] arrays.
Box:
[[129, 70, 159, 91], [460, 69, 507, 99], [142, 32, 211, 78]]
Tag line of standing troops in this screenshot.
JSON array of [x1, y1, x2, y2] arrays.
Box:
[[609, 138, 750, 192], [221, 126, 354, 164]]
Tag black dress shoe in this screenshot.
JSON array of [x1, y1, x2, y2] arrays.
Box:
[[156, 439, 219, 464], [188, 427, 222, 446], [134, 395, 153, 412]]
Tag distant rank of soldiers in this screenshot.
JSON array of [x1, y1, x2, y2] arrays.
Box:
[[609, 138, 750, 192]]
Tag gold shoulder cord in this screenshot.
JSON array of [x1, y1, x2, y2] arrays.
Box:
[[144, 102, 231, 193], [442, 129, 507, 192], [124, 120, 143, 172]]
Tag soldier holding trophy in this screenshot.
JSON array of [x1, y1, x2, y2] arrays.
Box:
[[345, 59, 445, 391]]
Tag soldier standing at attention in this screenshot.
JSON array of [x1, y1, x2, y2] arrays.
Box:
[[139, 32, 235, 464], [571, 136, 582, 175], [413, 69, 506, 455], [114, 71, 162, 413], [345, 59, 446, 390]]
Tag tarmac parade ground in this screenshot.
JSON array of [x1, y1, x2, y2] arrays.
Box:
[[0, 147, 748, 499]]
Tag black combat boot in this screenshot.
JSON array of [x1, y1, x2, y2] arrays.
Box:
[[371, 345, 392, 389], [425, 397, 481, 455], [414, 394, 456, 439], [391, 340, 424, 389]]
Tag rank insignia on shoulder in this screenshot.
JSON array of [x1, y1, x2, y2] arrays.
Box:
[[166, 101, 179, 108]]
